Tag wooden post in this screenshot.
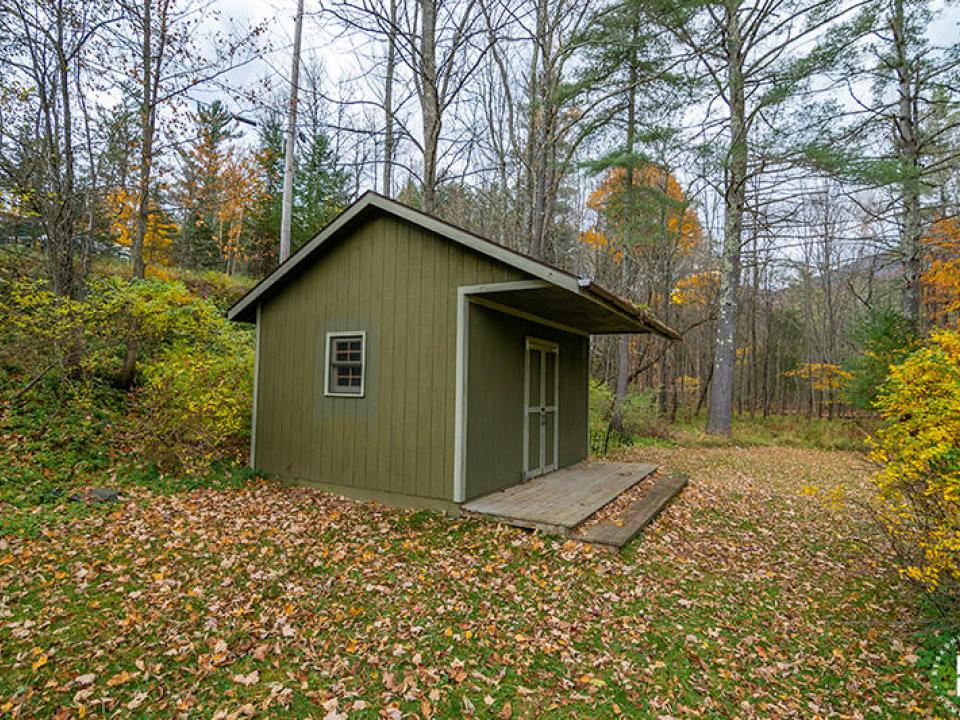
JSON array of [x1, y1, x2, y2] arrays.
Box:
[[280, 0, 305, 263]]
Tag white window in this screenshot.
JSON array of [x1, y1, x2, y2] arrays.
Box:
[[324, 331, 366, 397]]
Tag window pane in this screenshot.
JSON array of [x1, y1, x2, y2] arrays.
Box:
[[329, 334, 364, 395]]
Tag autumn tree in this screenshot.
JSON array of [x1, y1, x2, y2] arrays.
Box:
[[176, 101, 241, 269], [110, 2, 261, 387], [646, 0, 862, 436], [923, 215, 960, 324], [107, 187, 177, 265], [216, 149, 265, 275], [582, 164, 704, 418]]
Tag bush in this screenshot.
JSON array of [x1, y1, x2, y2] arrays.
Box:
[[589, 380, 666, 454], [589, 379, 615, 442], [845, 308, 918, 411], [138, 323, 253, 472], [869, 328, 960, 608], [0, 263, 255, 483]]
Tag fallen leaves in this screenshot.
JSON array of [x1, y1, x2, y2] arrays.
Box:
[[107, 670, 137, 687], [0, 447, 939, 717], [231, 670, 259, 686]]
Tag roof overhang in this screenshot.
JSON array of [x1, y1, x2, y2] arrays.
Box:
[[463, 280, 680, 337], [227, 192, 680, 340]]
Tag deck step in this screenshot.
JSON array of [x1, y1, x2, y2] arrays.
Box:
[[573, 474, 688, 550], [461, 462, 657, 532]]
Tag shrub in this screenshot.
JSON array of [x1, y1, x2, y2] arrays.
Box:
[[0, 264, 255, 480], [589, 380, 667, 454], [869, 328, 960, 608], [621, 388, 665, 438], [845, 308, 918, 411], [138, 322, 254, 472], [589, 379, 615, 440]]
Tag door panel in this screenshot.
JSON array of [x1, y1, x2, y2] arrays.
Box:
[[526, 412, 541, 474], [528, 350, 541, 406], [523, 338, 559, 480], [543, 411, 557, 472], [544, 351, 556, 405]]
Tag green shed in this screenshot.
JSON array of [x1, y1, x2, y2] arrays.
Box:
[[228, 192, 679, 513]]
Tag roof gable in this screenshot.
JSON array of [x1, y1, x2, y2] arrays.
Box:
[[227, 192, 679, 339]]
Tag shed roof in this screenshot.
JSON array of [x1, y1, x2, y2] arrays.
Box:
[[227, 192, 680, 339]]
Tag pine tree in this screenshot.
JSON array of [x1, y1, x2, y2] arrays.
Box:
[[176, 100, 241, 269], [293, 128, 350, 249]]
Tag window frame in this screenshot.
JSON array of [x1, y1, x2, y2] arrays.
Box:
[[324, 330, 367, 398]]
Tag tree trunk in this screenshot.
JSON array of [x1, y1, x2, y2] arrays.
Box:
[[610, 334, 630, 433], [382, 0, 397, 196], [891, 0, 922, 326], [706, 2, 746, 437], [279, 0, 305, 262], [47, 8, 80, 299], [120, 0, 156, 390], [419, 0, 440, 213]]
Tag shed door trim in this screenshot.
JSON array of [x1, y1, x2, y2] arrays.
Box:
[[454, 280, 553, 503], [523, 337, 559, 480]]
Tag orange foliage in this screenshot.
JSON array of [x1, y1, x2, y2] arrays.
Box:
[[585, 165, 703, 254], [215, 149, 265, 270], [923, 216, 960, 323]]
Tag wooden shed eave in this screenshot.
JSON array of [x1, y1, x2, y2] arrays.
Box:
[[467, 281, 681, 338]]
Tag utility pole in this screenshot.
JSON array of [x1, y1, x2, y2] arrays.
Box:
[[280, 0, 305, 263]]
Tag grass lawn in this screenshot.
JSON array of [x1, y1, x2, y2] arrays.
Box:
[[0, 447, 938, 718]]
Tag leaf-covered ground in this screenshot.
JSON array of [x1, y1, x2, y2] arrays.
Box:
[[0, 447, 938, 718]]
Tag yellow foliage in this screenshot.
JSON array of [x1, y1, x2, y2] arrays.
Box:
[[671, 270, 718, 305], [674, 374, 701, 396], [869, 329, 960, 597], [578, 228, 623, 263], [107, 188, 178, 265], [784, 363, 852, 391]]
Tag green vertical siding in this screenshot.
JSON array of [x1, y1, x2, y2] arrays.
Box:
[[464, 304, 589, 500], [255, 215, 524, 501]]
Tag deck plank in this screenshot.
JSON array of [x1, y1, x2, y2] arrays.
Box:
[[574, 474, 688, 549], [461, 462, 657, 530]]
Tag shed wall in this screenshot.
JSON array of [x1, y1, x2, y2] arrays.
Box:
[[465, 304, 589, 500], [255, 214, 526, 501]]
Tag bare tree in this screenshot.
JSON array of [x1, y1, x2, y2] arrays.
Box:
[[0, 0, 113, 298], [113, 0, 262, 387], [650, 0, 863, 435], [332, 0, 495, 213]]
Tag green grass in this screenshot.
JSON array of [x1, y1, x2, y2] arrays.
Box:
[[633, 412, 874, 452], [0, 375, 256, 538], [0, 446, 938, 718]]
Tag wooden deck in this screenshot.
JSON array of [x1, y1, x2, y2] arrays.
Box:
[[573, 474, 688, 549], [461, 461, 657, 536]]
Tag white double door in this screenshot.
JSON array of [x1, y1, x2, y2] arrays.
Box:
[[523, 338, 559, 480]]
